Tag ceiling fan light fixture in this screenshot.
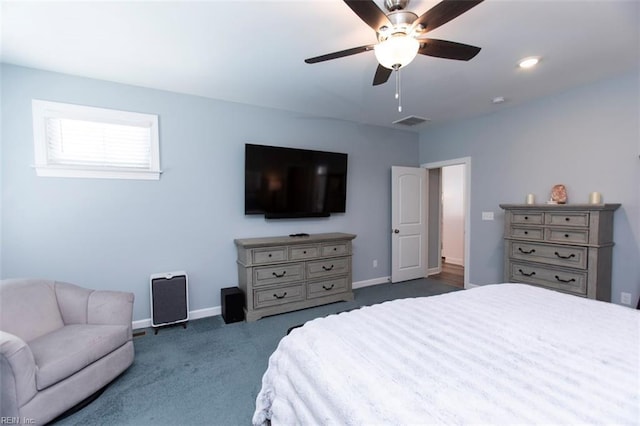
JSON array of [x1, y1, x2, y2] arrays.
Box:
[[374, 35, 419, 70], [518, 56, 540, 69]]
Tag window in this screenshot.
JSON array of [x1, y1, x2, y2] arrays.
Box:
[[32, 100, 161, 180]]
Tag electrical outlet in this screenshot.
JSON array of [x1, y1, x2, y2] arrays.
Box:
[[482, 211, 494, 221], [621, 292, 632, 305], [373, 259, 378, 268]]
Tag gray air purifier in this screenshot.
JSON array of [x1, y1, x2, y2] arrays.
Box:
[[150, 271, 189, 333]]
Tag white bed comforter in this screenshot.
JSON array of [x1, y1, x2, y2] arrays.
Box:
[[253, 284, 640, 425]]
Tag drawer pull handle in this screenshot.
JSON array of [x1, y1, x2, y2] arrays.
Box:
[[564, 234, 570, 238], [524, 216, 529, 220], [322, 284, 335, 291], [518, 247, 536, 255], [273, 292, 288, 299], [565, 217, 570, 221], [268, 254, 272, 257], [333, 247, 338, 251], [555, 275, 576, 284], [554, 251, 576, 260], [322, 264, 335, 271], [272, 271, 287, 278], [524, 231, 528, 235], [518, 269, 536, 277]]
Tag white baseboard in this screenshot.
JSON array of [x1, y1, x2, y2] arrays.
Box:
[[352, 276, 390, 289], [444, 257, 464, 266], [132, 319, 151, 330], [132, 276, 429, 329], [133, 306, 221, 330], [191, 306, 221, 320], [427, 266, 442, 276], [131, 276, 478, 330]]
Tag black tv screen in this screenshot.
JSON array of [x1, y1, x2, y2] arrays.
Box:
[[244, 144, 348, 218]]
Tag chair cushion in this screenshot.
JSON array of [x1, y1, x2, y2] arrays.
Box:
[[28, 324, 130, 390]]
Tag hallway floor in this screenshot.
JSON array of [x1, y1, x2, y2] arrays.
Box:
[[431, 261, 464, 288]]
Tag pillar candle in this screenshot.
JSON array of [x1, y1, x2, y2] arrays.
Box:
[[526, 193, 535, 205], [589, 192, 602, 204]]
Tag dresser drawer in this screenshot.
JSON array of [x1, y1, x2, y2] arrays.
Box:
[[308, 277, 349, 299], [509, 241, 588, 269], [289, 245, 319, 260], [509, 261, 587, 295], [545, 212, 590, 227], [321, 242, 349, 257], [252, 247, 287, 264], [545, 228, 589, 244], [511, 211, 543, 225], [508, 226, 544, 240], [253, 263, 304, 287], [254, 283, 305, 309], [307, 257, 350, 279]]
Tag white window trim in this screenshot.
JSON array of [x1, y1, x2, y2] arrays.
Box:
[[32, 100, 161, 180]]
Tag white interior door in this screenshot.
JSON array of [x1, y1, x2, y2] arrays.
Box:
[[391, 166, 428, 283]]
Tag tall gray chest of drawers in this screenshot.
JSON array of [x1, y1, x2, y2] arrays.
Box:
[[235, 232, 356, 321], [499, 204, 620, 301]]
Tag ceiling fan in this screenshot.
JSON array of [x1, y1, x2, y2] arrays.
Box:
[[305, 0, 484, 87]]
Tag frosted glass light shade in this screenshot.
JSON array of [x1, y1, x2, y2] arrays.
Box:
[[518, 57, 540, 69], [374, 36, 420, 70]]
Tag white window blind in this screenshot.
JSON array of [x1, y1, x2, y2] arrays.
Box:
[[32, 100, 161, 180]]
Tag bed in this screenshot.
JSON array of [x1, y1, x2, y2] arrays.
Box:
[[253, 284, 639, 425]]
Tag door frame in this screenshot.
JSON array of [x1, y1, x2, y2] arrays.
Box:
[[421, 157, 471, 289]]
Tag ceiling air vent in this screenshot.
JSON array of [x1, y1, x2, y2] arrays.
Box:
[[392, 115, 430, 127]]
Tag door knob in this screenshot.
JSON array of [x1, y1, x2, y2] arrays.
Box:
[[393, 229, 400, 234]]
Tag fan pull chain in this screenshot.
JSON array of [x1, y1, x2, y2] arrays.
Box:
[[395, 67, 402, 112]]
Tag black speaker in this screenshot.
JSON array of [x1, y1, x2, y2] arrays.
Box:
[[150, 271, 189, 330], [221, 287, 245, 324]]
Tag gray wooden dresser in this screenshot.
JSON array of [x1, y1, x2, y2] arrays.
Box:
[[235, 232, 356, 321], [499, 204, 620, 301]]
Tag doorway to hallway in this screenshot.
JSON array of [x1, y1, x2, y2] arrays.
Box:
[[422, 157, 470, 289]]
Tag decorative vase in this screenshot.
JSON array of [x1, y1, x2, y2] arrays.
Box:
[[551, 184, 567, 204]]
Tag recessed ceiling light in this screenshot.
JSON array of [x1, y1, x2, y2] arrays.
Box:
[[492, 96, 506, 104], [518, 57, 540, 69]]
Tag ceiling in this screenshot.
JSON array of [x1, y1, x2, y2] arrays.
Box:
[[2, 0, 639, 131]]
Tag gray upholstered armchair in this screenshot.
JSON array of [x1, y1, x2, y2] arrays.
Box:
[[0, 279, 135, 424]]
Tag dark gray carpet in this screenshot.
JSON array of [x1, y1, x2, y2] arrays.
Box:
[[56, 278, 459, 425]]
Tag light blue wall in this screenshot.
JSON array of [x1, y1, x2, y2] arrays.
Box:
[[1, 64, 419, 321], [419, 71, 640, 306]]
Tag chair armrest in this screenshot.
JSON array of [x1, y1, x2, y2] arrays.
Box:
[[0, 331, 37, 416], [87, 290, 135, 337]]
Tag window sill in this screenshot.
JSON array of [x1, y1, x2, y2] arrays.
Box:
[[33, 165, 162, 180]]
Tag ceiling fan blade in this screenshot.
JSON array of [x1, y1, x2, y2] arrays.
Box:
[[373, 64, 392, 86], [413, 0, 484, 34], [305, 45, 375, 64], [418, 38, 481, 61], [344, 0, 391, 32]]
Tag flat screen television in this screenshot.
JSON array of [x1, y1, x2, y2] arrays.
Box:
[[244, 144, 348, 218]]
